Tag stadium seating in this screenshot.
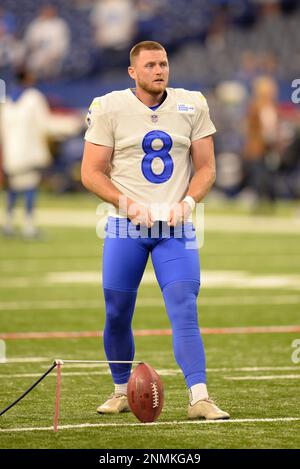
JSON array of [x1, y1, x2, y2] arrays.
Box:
[[1, 0, 299, 81]]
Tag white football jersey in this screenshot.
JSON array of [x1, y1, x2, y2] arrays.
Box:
[[84, 87, 216, 220]]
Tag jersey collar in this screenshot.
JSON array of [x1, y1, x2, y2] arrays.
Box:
[[127, 88, 170, 113]]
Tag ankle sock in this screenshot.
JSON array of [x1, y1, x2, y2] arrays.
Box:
[[189, 383, 208, 405]]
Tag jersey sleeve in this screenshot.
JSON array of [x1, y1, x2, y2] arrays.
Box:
[[191, 92, 216, 141], [84, 97, 114, 147]]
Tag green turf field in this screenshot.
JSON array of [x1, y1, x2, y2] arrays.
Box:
[[0, 194, 300, 449]]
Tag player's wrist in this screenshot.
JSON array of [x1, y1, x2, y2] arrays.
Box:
[[182, 196, 196, 212]]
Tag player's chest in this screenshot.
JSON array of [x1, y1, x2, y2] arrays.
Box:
[[113, 112, 193, 150]]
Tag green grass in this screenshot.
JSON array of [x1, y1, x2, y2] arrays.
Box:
[[0, 195, 300, 449]]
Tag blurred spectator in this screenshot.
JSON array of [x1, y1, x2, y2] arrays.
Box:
[[211, 81, 248, 195], [205, 6, 229, 54], [24, 4, 70, 79], [91, 0, 137, 71], [0, 7, 16, 35], [243, 75, 280, 206], [236, 50, 260, 90], [259, 52, 278, 77], [279, 126, 300, 199], [0, 8, 21, 77], [135, 0, 164, 43], [0, 69, 82, 238]]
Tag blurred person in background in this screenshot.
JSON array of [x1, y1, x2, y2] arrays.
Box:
[[236, 50, 260, 90], [24, 4, 70, 80], [211, 80, 248, 197], [0, 68, 82, 238], [0, 8, 14, 75], [244, 75, 280, 208], [0, 8, 23, 79], [91, 0, 137, 72]]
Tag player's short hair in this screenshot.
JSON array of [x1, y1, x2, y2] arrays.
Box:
[[130, 41, 166, 65]]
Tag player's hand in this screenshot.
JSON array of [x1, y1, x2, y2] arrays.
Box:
[[167, 201, 192, 227], [127, 201, 154, 228]]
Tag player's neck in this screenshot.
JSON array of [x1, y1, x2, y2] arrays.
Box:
[[134, 88, 166, 107]]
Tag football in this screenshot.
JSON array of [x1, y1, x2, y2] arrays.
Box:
[[127, 362, 164, 423]]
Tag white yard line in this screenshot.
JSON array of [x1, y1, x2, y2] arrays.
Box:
[[4, 357, 51, 363], [1, 270, 300, 290], [2, 360, 299, 373], [1, 294, 300, 311], [12, 208, 300, 233], [1, 368, 300, 379], [2, 359, 300, 373], [0, 371, 111, 378], [1, 417, 300, 433], [225, 374, 300, 381], [44, 271, 300, 289], [204, 215, 300, 234], [2, 255, 300, 273]]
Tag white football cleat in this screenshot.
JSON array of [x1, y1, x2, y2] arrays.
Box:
[[97, 394, 130, 414], [188, 398, 230, 420]]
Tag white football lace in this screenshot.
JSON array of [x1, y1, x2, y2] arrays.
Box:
[[151, 382, 159, 408]]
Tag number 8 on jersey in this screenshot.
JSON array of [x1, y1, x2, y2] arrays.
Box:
[[141, 130, 174, 184]]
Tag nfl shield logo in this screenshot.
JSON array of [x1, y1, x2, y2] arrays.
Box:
[[151, 114, 158, 123]]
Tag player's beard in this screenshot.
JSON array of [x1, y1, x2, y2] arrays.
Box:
[[137, 77, 168, 97]]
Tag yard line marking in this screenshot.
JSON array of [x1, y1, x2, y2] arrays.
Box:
[[0, 371, 111, 378], [2, 254, 300, 273], [212, 366, 300, 372], [2, 359, 300, 373], [1, 417, 300, 433], [10, 208, 300, 233], [44, 271, 300, 290], [225, 374, 300, 381], [1, 325, 300, 340], [204, 215, 300, 234], [1, 295, 300, 311], [1, 271, 300, 290], [4, 357, 50, 363], [1, 368, 300, 379], [0, 370, 180, 379]]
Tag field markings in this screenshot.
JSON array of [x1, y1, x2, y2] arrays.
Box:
[[2, 255, 300, 273], [1, 417, 300, 433], [225, 374, 300, 381], [3, 357, 51, 363], [0, 371, 111, 379], [1, 367, 299, 380], [1, 294, 300, 311], [1, 271, 300, 290], [2, 359, 300, 374], [1, 325, 300, 341], [11, 207, 300, 233], [39, 271, 300, 290]]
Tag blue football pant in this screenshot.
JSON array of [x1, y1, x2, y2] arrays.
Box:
[[102, 218, 206, 388], [7, 187, 37, 215]]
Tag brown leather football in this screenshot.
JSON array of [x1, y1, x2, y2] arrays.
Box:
[[127, 362, 164, 423]]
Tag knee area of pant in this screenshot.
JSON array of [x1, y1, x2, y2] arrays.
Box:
[[104, 288, 136, 326], [163, 283, 199, 325], [162, 281, 199, 306]]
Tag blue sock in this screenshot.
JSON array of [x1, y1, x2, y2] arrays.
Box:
[[24, 188, 37, 216], [7, 189, 18, 216], [103, 288, 137, 384], [162, 280, 206, 388]]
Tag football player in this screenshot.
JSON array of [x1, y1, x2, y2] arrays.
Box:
[[81, 41, 229, 420]]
